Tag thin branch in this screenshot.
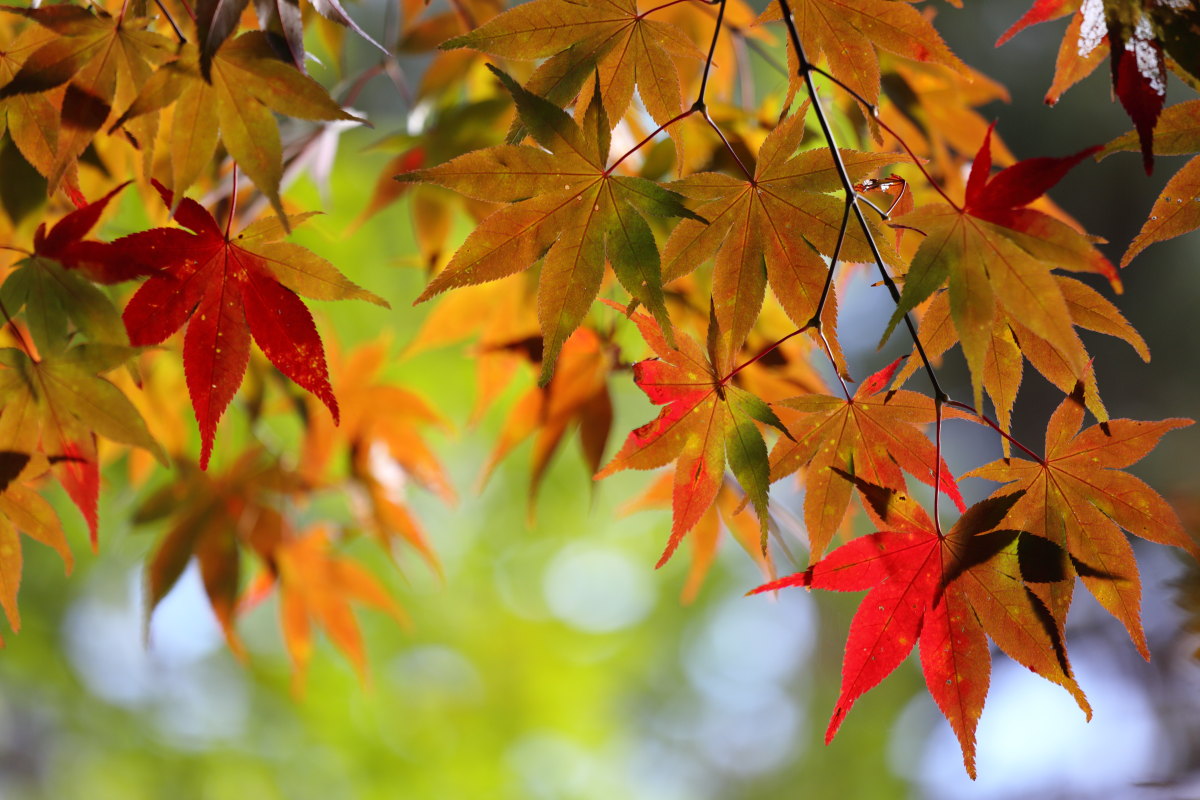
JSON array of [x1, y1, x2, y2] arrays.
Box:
[[874, 116, 961, 212], [801, 65, 960, 211], [736, 26, 788, 79], [765, 504, 807, 571], [774, 0, 946, 403], [816, 328, 851, 400], [856, 193, 891, 220], [806, 194, 850, 329], [154, 0, 187, 43], [383, 59, 414, 109], [695, 0, 727, 108]]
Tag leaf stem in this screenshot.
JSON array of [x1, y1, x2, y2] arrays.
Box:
[[816, 329, 851, 399], [856, 193, 891, 220], [605, 108, 697, 175], [944, 399, 1046, 465], [225, 166, 239, 239], [806, 194, 851, 330], [933, 398, 944, 536], [700, 109, 753, 180], [0, 297, 34, 360], [723, 328, 807, 382], [639, 0, 717, 19]]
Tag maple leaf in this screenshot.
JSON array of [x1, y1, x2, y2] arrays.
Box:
[[402, 68, 702, 383], [0, 343, 165, 544], [479, 326, 613, 512], [106, 182, 388, 469], [1099, 98, 1200, 265], [138, 450, 302, 653], [756, 0, 969, 107], [266, 525, 408, 690], [440, 0, 702, 139], [0, 19, 71, 195], [0, 451, 73, 643], [751, 490, 1092, 779], [301, 341, 455, 572], [996, 0, 1077, 48], [139, 447, 407, 681], [110, 33, 364, 220], [874, 59, 1016, 207], [892, 273, 1149, 449], [883, 124, 1114, 414], [1000, 0, 1200, 172], [623, 471, 776, 603], [662, 106, 905, 357], [0, 3, 173, 193], [768, 356, 965, 558], [403, 277, 543, 422], [965, 387, 1197, 659], [0, 182, 146, 356], [595, 301, 790, 565], [195, 0, 387, 79], [395, 0, 506, 107]]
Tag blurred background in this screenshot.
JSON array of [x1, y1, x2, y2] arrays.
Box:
[[2, 1, 1199, 798]]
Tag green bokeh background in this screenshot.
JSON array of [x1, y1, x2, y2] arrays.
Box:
[[2, 2, 1200, 798]]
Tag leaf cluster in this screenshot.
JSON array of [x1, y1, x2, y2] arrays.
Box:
[[0, 0, 1198, 779]]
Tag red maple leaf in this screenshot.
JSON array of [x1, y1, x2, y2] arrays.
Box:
[[752, 488, 1090, 778], [107, 182, 387, 467], [29, 181, 149, 283], [998, 0, 1200, 173]]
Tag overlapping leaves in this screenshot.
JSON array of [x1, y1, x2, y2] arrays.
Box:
[[0, 186, 164, 540], [663, 105, 903, 358], [441, 0, 701, 136], [596, 302, 789, 565], [111, 32, 363, 220], [1100, 99, 1200, 265], [138, 451, 407, 683], [1000, 0, 1200, 172], [102, 182, 387, 468], [403, 68, 701, 383], [967, 388, 1197, 659], [885, 125, 1117, 422], [752, 490, 1091, 778], [0, 3, 172, 194], [0, 452, 72, 642], [769, 356, 965, 558], [756, 0, 969, 106]]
